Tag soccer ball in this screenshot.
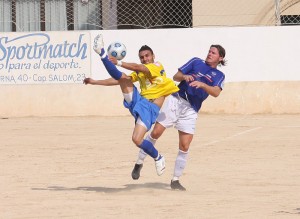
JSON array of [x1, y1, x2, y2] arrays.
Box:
[[107, 41, 127, 60]]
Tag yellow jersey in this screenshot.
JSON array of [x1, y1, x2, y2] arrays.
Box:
[[129, 61, 179, 100]]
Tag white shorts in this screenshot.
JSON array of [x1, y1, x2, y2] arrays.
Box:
[[156, 94, 198, 134]]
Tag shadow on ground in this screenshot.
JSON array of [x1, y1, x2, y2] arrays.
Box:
[[32, 182, 170, 193], [276, 208, 300, 215]]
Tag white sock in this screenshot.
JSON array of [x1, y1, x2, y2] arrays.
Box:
[[146, 133, 157, 145], [123, 92, 133, 103], [136, 149, 147, 164], [173, 149, 189, 180], [136, 134, 157, 164]]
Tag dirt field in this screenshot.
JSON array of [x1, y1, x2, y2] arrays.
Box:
[[1, 114, 300, 219]]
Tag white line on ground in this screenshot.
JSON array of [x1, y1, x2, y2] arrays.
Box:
[[200, 127, 262, 147]]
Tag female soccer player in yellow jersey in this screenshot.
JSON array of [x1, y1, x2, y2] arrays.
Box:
[[84, 34, 179, 176]]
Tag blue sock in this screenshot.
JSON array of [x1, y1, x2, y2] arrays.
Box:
[[100, 53, 122, 80], [139, 139, 159, 159], [99, 48, 106, 57]]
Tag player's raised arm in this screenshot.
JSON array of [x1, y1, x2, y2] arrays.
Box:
[[83, 77, 120, 86], [109, 56, 150, 77]]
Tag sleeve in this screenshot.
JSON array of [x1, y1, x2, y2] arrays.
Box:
[[213, 71, 225, 90], [129, 71, 139, 82], [178, 57, 200, 74]]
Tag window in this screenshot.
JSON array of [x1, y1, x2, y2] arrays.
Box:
[[1, 0, 192, 32], [280, 15, 300, 25]]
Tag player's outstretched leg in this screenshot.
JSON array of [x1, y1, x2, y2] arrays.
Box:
[[93, 34, 122, 80]]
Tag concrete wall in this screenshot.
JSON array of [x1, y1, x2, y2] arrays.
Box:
[[0, 81, 299, 118], [1, 26, 300, 117], [193, 0, 276, 26], [192, 0, 300, 26], [202, 81, 300, 114]]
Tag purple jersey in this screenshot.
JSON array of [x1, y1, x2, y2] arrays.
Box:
[[177, 57, 225, 112]]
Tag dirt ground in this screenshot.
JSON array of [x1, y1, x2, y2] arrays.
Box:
[[1, 114, 300, 219]]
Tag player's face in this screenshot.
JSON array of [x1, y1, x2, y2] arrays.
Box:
[[205, 47, 223, 68], [139, 50, 155, 64]]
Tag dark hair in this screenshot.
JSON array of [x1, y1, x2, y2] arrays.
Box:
[[211, 44, 227, 66], [139, 45, 153, 54]]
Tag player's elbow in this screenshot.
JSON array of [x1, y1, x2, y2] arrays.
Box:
[[173, 75, 181, 82], [212, 93, 219, 98], [211, 87, 222, 97], [173, 71, 183, 82], [212, 90, 221, 97]]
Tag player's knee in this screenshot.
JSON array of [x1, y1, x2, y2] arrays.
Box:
[[151, 123, 165, 139], [150, 129, 163, 139], [132, 136, 143, 146], [150, 131, 159, 139], [179, 144, 190, 152]]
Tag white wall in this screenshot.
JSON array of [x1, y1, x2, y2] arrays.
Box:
[[0, 26, 299, 117], [90, 26, 300, 82]]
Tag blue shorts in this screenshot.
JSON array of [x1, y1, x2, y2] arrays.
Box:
[[123, 86, 160, 131]]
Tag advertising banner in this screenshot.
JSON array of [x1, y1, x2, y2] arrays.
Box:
[[0, 31, 90, 84]]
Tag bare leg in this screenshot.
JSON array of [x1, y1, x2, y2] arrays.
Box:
[[151, 122, 166, 139]]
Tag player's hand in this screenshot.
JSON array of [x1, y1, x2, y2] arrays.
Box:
[[189, 81, 205, 89], [108, 56, 118, 65], [183, 75, 194, 82], [83, 77, 94, 85]]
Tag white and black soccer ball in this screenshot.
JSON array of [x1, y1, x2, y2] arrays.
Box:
[[107, 41, 127, 60]]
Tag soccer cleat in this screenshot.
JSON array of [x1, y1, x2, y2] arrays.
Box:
[[93, 34, 104, 55], [170, 180, 186, 191], [131, 163, 143, 180], [155, 155, 165, 176]]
